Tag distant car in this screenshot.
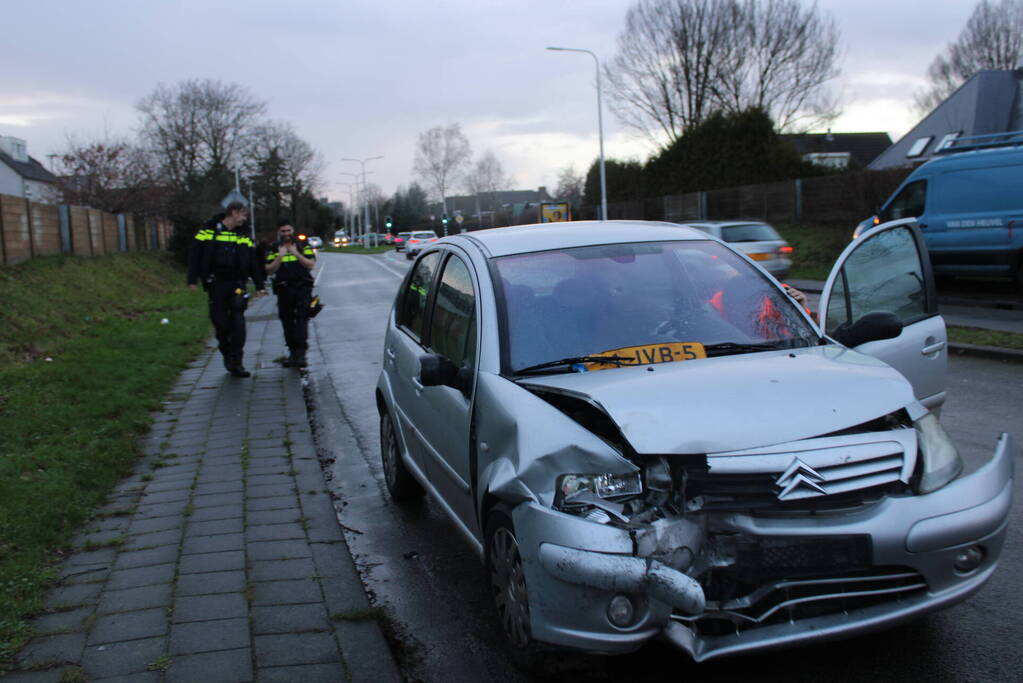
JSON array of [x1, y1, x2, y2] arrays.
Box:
[[376, 218, 1012, 666], [306, 236, 323, 250], [679, 221, 792, 279], [394, 232, 412, 252], [405, 230, 439, 260], [333, 230, 349, 247]]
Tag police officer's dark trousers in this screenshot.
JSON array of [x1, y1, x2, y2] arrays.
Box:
[[276, 281, 311, 353], [208, 279, 247, 365]]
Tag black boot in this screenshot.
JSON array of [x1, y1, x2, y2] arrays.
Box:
[[294, 349, 307, 368], [282, 349, 298, 367], [228, 355, 251, 378]]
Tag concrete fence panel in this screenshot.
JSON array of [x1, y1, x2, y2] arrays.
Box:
[[87, 209, 105, 256], [29, 201, 61, 256]]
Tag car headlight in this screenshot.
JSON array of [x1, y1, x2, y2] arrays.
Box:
[[554, 472, 642, 513], [914, 413, 964, 494]]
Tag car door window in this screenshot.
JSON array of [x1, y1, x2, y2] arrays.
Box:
[[826, 225, 928, 332], [429, 255, 477, 368], [881, 180, 927, 222], [397, 251, 441, 340]]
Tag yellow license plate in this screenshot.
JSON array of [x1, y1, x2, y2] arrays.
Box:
[[748, 252, 773, 261], [585, 342, 707, 371]]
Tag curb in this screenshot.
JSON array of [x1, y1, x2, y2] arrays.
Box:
[[948, 342, 1023, 363]]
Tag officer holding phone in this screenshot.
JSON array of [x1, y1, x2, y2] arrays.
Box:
[[265, 218, 316, 367]]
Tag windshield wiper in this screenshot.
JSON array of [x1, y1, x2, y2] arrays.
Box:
[[703, 341, 790, 357], [514, 355, 633, 376]]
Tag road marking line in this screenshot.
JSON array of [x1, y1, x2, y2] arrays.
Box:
[[364, 253, 406, 280], [314, 258, 329, 286]]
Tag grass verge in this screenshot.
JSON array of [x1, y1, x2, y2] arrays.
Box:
[[947, 325, 1023, 350], [773, 223, 853, 281], [321, 244, 395, 255], [0, 252, 210, 669]]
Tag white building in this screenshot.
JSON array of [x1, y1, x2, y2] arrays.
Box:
[[0, 135, 59, 203]]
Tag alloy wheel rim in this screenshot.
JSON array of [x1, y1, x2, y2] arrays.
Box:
[[489, 527, 531, 649]]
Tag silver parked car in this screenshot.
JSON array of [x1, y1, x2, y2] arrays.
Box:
[[679, 220, 792, 279], [375, 219, 1013, 665], [404, 230, 439, 260]]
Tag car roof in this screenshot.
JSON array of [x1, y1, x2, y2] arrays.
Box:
[[451, 220, 708, 257], [681, 220, 770, 227]]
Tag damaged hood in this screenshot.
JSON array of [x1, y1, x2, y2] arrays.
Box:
[[518, 345, 915, 454]]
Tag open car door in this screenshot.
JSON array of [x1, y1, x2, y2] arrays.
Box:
[[819, 218, 948, 412]]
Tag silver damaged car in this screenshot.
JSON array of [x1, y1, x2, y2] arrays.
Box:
[[375, 218, 1014, 664]]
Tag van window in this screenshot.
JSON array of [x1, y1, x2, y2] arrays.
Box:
[[880, 180, 927, 222], [932, 165, 1023, 214]]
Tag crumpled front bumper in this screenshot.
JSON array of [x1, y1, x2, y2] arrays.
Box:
[[512, 433, 1014, 659]]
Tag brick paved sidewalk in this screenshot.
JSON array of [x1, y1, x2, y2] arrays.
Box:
[[6, 297, 400, 682]]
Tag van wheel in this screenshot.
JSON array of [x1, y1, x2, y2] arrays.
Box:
[[379, 411, 423, 501], [485, 508, 547, 671]]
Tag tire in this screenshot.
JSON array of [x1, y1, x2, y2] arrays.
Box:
[[485, 509, 547, 671], [379, 410, 424, 501], [406, 252, 414, 260]]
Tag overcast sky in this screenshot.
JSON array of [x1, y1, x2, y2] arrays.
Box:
[[1, 0, 976, 203]]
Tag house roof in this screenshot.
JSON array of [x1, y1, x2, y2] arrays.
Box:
[[781, 132, 892, 168], [869, 69, 1023, 170], [0, 150, 58, 184]]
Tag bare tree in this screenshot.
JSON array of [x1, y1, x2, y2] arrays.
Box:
[[605, 0, 841, 145], [915, 0, 1023, 114], [56, 133, 161, 214], [554, 165, 585, 203], [412, 123, 472, 214], [464, 150, 511, 217], [137, 79, 267, 190]]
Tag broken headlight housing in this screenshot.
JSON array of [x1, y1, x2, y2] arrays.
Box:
[[554, 473, 643, 522], [914, 413, 964, 494]]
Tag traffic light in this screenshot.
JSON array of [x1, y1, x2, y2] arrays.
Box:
[[441, 214, 449, 225], [384, 216, 393, 230]]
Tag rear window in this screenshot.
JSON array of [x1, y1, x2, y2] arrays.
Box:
[[412, 232, 437, 239], [720, 224, 782, 242], [932, 165, 1023, 214]]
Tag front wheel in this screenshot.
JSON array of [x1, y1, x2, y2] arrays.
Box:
[[379, 410, 423, 501], [486, 509, 546, 670]]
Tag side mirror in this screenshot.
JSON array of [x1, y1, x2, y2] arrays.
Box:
[[419, 353, 472, 396], [831, 311, 903, 347]]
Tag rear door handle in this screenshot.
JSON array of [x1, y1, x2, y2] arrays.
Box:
[[386, 348, 396, 359], [921, 341, 946, 355]]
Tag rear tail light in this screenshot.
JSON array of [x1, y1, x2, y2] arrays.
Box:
[[778, 246, 793, 254]]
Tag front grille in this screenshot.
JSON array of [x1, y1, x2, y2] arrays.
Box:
[[689, 429, 917, 509], [684, 567, 928, 634]]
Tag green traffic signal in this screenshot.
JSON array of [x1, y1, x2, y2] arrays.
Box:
[[441, 214, 449, 224]]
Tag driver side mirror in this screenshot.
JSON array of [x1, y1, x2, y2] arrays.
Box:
[[831, 311, 902, 348], [419, 353, 473, 396]]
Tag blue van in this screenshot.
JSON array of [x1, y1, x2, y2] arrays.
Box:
[[855, 132, 1023, 288]]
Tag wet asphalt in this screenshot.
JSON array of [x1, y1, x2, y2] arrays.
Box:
[[305, 250, 1023, 683]]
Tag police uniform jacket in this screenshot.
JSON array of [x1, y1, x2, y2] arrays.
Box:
[[186, 218, 265, 290], [267, 238, 316, 287]]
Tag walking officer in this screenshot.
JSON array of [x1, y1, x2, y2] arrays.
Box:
[[186, 201, 266, 377], [265, 219, 316, 367]]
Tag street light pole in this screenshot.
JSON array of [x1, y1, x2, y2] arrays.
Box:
[[341, 156, 383, 241], [546, 46, 607, 222]]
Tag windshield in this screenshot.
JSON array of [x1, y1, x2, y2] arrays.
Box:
[[720, 223, 781, 242], [493, 240, 816, 373]]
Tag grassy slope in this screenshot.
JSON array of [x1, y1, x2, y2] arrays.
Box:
[[0, 253, 210, 668]]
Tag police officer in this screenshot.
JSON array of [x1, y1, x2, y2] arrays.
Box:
[[265, 219, 316, 367], [186, 202, 266, 377]]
